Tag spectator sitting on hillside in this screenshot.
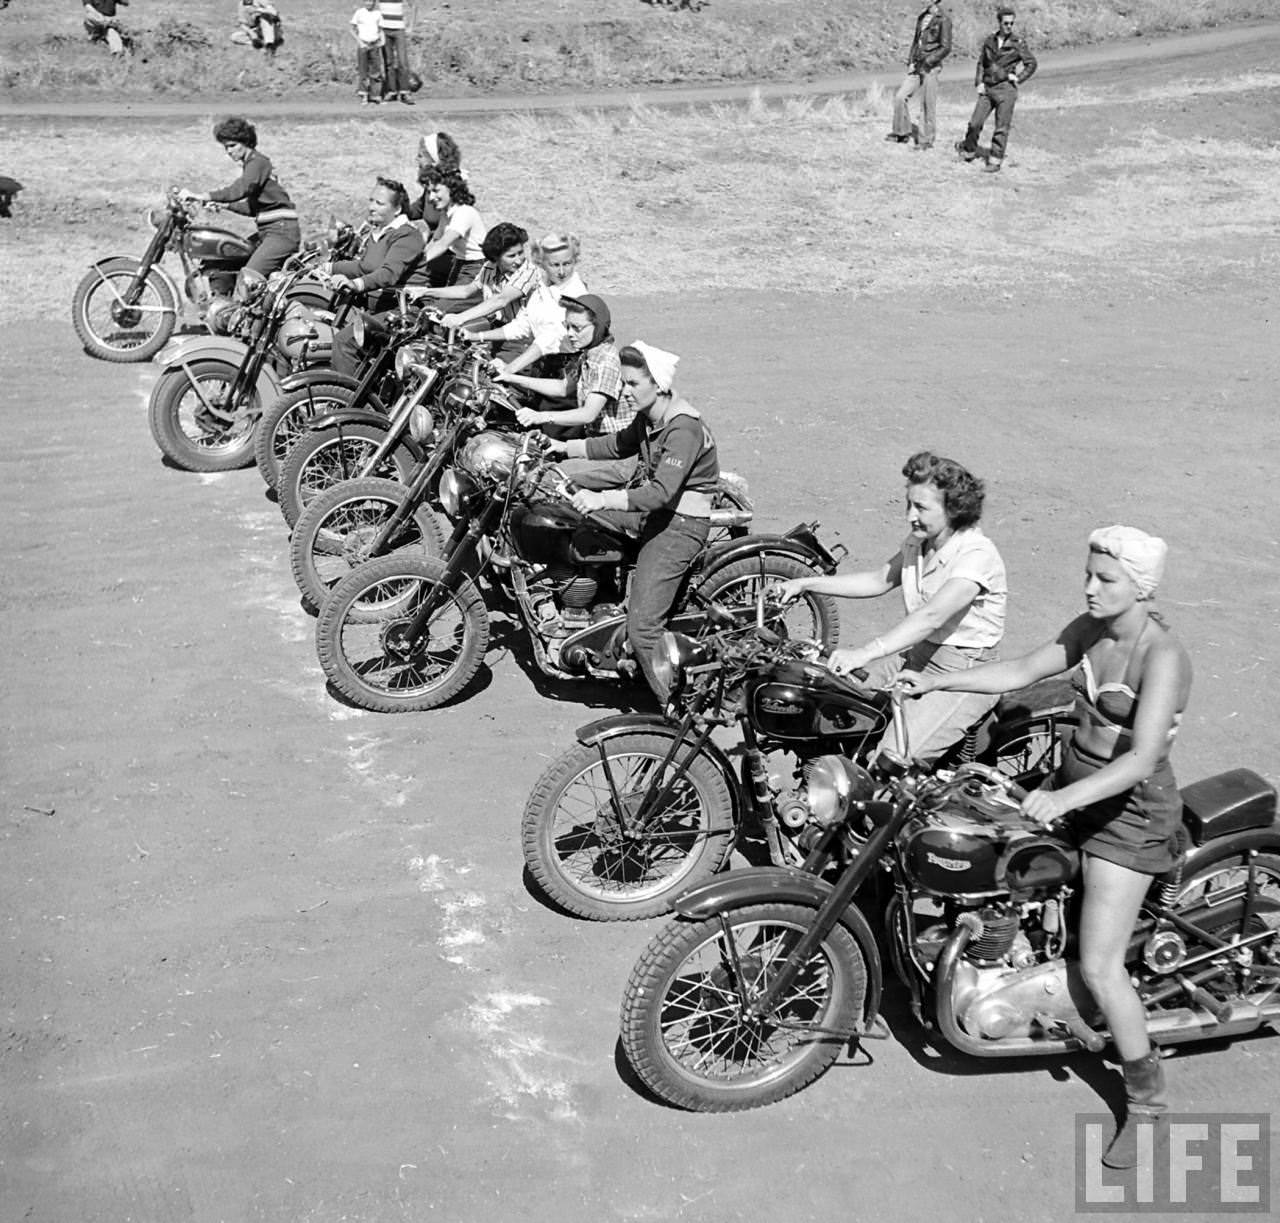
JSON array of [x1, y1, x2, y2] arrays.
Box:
[[232, 0, 284, 56], [83, 0, 129, 55]]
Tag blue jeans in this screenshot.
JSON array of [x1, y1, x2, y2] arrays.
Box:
[[892, 67, 940, 145], [381, 30, 408, 95], [602, 509, 710, 699], [357, 45, 384, 97]]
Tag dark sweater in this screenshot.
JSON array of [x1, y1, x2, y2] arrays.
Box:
[[585, 406, 719, 514], [206, 150, 296, 221]]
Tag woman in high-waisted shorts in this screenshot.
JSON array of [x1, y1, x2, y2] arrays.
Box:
[[899, 525, 1192, 1171]]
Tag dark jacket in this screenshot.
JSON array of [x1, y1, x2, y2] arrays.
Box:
[[909, 6, 952, 72], [331, 217, 427, 302], [585, 406, 719, 514], [207, 150, 296, 223], [975, 30, 1037, 87]]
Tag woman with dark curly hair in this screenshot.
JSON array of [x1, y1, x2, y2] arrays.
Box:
[[408, 132, 465, 285], [775, 450, 1007, 763], [417, 168, 486, 285], [178, 117, 300, 277]]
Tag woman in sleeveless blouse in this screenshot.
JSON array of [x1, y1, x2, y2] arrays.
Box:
[[898, 525, 1192, 1168]]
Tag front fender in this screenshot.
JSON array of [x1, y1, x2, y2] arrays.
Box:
[[279, 368, 360, 394], [91, 257, 181, 311], [301, 410, 425, 464], [574, 714, 743, 835], [674, 865, 883, 1023], [157, 335, 249, 370]]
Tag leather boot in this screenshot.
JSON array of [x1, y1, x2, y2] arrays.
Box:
[[1102, 1049, 1167, 1169]]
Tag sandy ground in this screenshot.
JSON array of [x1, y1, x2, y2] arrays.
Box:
[[3, 27, 1280, 1223]]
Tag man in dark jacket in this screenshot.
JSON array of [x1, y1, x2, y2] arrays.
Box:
[[887, 2, 952, 150], [957, 6, 1037, 172]]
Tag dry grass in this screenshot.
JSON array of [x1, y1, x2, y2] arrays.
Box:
[[0, 0, 1272, 99], [4, 69, 1278, 328]]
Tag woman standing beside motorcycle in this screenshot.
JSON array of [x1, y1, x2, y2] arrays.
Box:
[[899, 525, 1192, 1168], [776, 450, 1007, 765], [178, 118, 300, 279]]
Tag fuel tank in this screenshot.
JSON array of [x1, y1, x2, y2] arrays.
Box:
[[186, 226, 255, 265], [510, 501, 628, 567], [746, 660, 890, 743]]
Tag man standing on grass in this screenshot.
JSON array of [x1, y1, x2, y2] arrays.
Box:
[[350, 0, 385, 106], [886, 1, 952, 150], [379, 0, 415, 106], [956, 5, 1037, 173]]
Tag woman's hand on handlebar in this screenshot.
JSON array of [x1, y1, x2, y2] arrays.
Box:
[[769, 578, 808, 605], [538, 434, 569, 458], [514, 405, 544, 428], [827, 647, 870, 678], [570, 488, 606, 515], [1020, 788, 1071, 827], [894, 672, 935, 699]]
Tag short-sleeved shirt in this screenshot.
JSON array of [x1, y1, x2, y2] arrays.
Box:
[[896, 527, 1006, 648], [566, 341, 628, 433], [472, 257, 540, 304], [502, 270, 588, 352], [350, 7, 384, 45], [432, 202, 486, 263]]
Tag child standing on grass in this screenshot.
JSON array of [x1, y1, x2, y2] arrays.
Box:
[[350, 0, 385, 106]]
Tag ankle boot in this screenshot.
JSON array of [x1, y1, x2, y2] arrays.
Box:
[[1102, 1049, 1167, 1169]]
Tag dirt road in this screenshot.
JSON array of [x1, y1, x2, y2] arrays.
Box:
[[4, 25, 1280, 1223]]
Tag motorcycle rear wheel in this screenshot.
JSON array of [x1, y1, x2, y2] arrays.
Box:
[[277, 421, 414, 529], [72, 257, 177, 363], [695, 555, 840, 650], [147, 359, 260, 472], [290, 477, 446, 616], [315, 553, 488, 713], [254, 382, 354, 490], [522, 734, 735, 921], [621, 903, 867, 1111]]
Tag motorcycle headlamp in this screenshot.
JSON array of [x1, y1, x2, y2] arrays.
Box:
[[352, 313, 367, 350], [266, 270, 287, 294], [652, 631, 707, 700], [147, 207, 163, 229], [394, 344, 432, 380], [804, 755, 875, 828], [438, 468, 477, 519]]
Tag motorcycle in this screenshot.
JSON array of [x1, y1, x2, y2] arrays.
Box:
[[71, 190, 341, 364], [272, 312, 484, 526], [314, 433, 845, 713], [618, 689, 1280, 1111], [522, 621, 1074, 921], [146, 252, 343, 472]]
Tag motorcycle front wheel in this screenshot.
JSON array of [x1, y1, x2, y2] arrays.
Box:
[[72, 257, 177, 363], [277, 422, 414, 529], [315, 553, 488, 713], [290, 477, 447, 616], [522, 734, 735, 921], [620, 902, 867, 1111], [695, 555, 840, 650], [147, 359, 260, 472], [254, 382, 354, 490]]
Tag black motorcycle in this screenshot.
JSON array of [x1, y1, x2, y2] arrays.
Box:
[[71, 190, 338, 364], [314, 434, 844, 713], [619, 701, 1280, 1111], [521, 623, 1073, 920], [145, 252, 341, 472]]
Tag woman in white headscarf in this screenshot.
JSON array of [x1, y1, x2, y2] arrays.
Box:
[[899, 525, 1192, 1170]]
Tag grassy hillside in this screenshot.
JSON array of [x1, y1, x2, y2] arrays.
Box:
[[0, 0, 1271, 99]]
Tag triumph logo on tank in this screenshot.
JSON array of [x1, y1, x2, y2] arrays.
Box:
[[1074, 1112, 1270, 1212], [924, 851, 969, 872]]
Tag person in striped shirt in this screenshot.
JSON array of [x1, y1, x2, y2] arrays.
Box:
[[378, 0, 414, 105]]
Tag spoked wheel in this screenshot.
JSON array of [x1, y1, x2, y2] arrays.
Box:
[[315, 553, 488, 713], [254, 382, 354, 490], [1162, 853, 1280, 1008], [147, 360, 260, 472], [71, 257, 177, 362], [620, 902, 867, 1111], [979, 714, 1072, 786], [521, 734, 735, 921], [277, 422, 413, 528], [290, 477, 446, 616], [695, 555, 840, 651]]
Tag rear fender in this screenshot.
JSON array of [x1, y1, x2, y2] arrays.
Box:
[[1181, 826, 1280, 875], [674, 866, 883, 1023], [574, 714, 743, 832], [696, 534, 832, 584]]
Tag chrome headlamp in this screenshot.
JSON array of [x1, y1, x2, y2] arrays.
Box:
[[804, 755, 876, 828], [395, 343, 432, 380], [652, 631, 707, 700], [438, 468, 477, 519]]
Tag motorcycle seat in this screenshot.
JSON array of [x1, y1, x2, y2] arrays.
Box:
[[1179, 768, 1277, 846]]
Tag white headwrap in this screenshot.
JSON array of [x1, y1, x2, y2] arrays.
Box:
[[1088, 525, 1168, 598], [630, 340, 679, 392], [418, 132, 440, 165]]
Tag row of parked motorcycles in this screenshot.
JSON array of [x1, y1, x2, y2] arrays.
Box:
[[74, 198, 1280, 1112]]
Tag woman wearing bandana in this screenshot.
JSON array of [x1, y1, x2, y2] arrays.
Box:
[[899, 525, 1192, 1170], [541, 342, 719, 701]]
